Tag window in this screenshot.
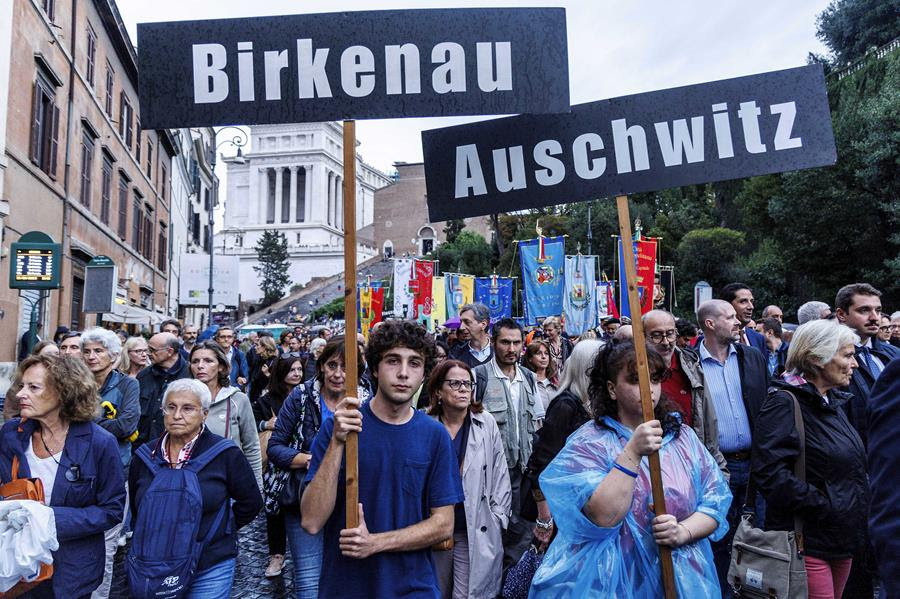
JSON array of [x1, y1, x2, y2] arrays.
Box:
[[117, 173, 129, 238], [146, 140, 153, 178], [135, 123, 141, 162], [143, 207, 154, 261], [204, 188, 210, 211], [132, 193, 143, 253], [160, 165, 168, 201], [119, 93, 133, 150], [191, 210, 201, 246], [79, 132, 94, 208], [41, 0, 54, 21], [157, 223, 167, 270], [203, 224, 210, 252], [86, 26, 97, 87], [30, 76, 59, 178], [104, 64, 114, 116], [100, 156, 113, 224]]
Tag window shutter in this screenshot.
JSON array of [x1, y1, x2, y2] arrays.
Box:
[[48, 104, 60, 178], [30, 83, 42, 163]]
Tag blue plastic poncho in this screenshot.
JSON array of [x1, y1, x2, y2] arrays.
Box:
[[529, 417, 731, 598]]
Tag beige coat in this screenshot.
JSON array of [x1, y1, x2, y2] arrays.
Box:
[[432, 410, 511, 599]]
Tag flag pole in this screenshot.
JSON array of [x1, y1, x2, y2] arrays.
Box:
[[616, 195, 678, 599], [343, 120, 360, 529]]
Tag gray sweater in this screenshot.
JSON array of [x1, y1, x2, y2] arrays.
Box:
[[206, 386, 263, 489]]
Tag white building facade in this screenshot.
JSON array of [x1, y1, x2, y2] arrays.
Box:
[[217, 122, 391, 303]]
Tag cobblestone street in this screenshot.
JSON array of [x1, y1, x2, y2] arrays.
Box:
[[110, 515, 294, 598]]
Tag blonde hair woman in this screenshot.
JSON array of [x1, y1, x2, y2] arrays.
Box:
[[119, 336, 150, 377]]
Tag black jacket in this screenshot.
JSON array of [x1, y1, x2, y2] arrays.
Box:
[[525, 390, 590, 490], [135, 356, 191, 447], [129, 428, 263, 572], [752, 380, 867, 560], [841, 338, 899, 447], [734, 343, 770, 433], [449, 342, 494, 369]]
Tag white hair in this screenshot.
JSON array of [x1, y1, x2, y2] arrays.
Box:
[[797, 301, 830, 325], [552, 339, 604, 406], [162, 378, 212, 410], [80, 327, 122, 357], [891, 311, 900, 321], [786, 320, 859, 378]]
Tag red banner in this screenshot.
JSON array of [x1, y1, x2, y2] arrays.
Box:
[[636, 239, 657, 314], [359, 285, 385, 341], [413, 260, 435, 320]]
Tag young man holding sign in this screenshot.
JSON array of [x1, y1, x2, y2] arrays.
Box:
[[301, 320, 463, 598]]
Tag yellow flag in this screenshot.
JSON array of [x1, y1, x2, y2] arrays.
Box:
[[432, 276, 446, 327], [459, 275, 475, 307]]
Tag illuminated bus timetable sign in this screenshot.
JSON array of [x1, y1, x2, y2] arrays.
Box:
[[9, 231, 61, 289]]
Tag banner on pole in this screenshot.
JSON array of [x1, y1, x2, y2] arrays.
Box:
[[432, 276, 446, 327], [137, 8, 569, 129], [445, 274, 474, 319], [617, 238, 657, 319], [596, 281, 614, 320], [422, 64, 836, 221], [519, 236, 565, 326], [358, 283, 384, 341], [413, 260, 435, 329], [563, 255, 597, 336], [474, 275, 513, 323], [392, 258, 414, 319]]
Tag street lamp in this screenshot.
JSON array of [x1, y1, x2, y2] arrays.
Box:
[[206, 126, 247, 327]]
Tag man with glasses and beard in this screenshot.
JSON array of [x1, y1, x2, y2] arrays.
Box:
[[301, 321, 463, 598]]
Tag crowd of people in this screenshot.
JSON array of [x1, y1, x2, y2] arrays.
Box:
[[0, 281, 898, 599]]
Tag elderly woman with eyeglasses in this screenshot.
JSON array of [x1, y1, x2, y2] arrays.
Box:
[[426, 358, 511, 599], [81, 327, 140, 599], [0, 355, 126, 599], [129, 379, 263, 599]]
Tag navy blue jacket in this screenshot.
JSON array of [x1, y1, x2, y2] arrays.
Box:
[[0, 419, 125, 598], [868, 358, 900, 597], [841, 337, 899, 447], [96, 369, 140, 468], [744, 327, 768, 356], [135, 356, 191, 447], [129, 428, 263, 573], [228, 347, 249, 388], [734, 343, 770, 432]]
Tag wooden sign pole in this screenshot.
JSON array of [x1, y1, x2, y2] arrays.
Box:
[[343, 120, 360, 529], [616, 195, 678, 599]]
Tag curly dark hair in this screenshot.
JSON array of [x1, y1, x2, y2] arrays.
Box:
[[587, 340, 682, 436], [365, 320, 436, 383], [189, 341, 231, 388], [16, 355, 100, 423]]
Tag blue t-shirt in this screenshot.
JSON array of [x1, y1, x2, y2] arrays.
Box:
[[306, 401, 464, 598]]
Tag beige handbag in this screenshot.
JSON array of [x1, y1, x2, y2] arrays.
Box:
[[259, 416, 276, 471], [728, 391, 808, 598]]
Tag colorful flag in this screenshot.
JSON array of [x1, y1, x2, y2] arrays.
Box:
[[392, 258, 414, 319], [617, 238, 657, 318], [431, 276, 446, 327], [474, 275, 513, 323], [445, 274, 474, 319], [563, 255, 596, 336], [413, 260, 435, 328], [519, 236, 565, 325], [358, 283, 384, 342], [596, 281, 617, 319]]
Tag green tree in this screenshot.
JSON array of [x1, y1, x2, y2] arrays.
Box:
[[816, 0, 900, 64], [442, 219, 465, 243], [433, 230, 493, 276], [676, 228, 746, 308], [253, 230, 291, 307]]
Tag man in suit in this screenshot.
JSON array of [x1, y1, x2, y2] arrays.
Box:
[[719, 282, 767, 355], [696, 299, 769, 595]]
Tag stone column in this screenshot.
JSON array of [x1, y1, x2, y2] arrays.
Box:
[[274, 167, 283, 224], [328, 171, 335, 226], [257, 167, 267, 223], [304, 165, 312, 222], [336, 175, 343, 231], [289, 166, 298, 224]]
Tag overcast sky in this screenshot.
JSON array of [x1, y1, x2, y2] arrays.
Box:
[[119, 0, 833, 175]]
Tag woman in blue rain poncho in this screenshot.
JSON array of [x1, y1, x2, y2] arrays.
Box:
[[529, 340, 731, 598]]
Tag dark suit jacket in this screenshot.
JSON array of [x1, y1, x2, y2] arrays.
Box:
[[734, 343, 770, 432], [868, 358, 900, 596], [843, 337, 899, 447], [744, 327, 768, 356]]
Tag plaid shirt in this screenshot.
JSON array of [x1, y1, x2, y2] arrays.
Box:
[[161, 425, 204, 469]]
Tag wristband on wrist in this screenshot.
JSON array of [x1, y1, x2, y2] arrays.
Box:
[[679, 523, 694, 545], [612, 461, 639, 478]]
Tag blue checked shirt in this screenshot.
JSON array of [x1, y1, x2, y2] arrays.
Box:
[[699, 342, 752, 453]]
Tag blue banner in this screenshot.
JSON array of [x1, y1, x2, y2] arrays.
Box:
[[519, 236, 565, 326], [563, 255, 597, 336], [474, 277, 513, 323]]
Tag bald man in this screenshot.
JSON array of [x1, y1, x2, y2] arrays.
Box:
[[612, 324, 633, 341], [642, 310, 727, 475], [696, 300, 769, 592], [135, 332, 191, 447]]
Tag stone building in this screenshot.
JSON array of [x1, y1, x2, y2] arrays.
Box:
[[217, 122, 391, 303], [0, 0, 176, 362], [373, 161, 491, 258]]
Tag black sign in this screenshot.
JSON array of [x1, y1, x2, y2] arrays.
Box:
[[9, 232, 61, 289], [137, 8, 569, 129], [422, 65, 836, 222]]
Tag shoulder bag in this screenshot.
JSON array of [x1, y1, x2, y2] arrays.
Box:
[[727, 391, 808, 598]]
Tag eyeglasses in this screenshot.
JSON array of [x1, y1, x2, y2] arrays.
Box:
[[879, 326, 892, 332], [444, 379, 474, 391], [647, 330, 677, 343], [129, 348, 149, 354], [162, 404, 202, 416]]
